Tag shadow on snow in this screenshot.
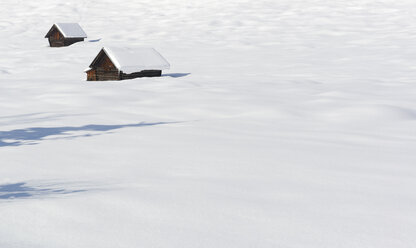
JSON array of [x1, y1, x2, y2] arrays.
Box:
[[162, 73, 190, 78], [0, 122, 171, 147], [0, 182, 86, 200], [88, 38, 102, 42]]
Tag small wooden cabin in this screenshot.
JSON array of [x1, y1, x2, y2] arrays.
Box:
[[45, 23, 87, 47], [85, 47, 170, 81]]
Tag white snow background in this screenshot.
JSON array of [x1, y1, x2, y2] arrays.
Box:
[[0, 0, 416, 247]]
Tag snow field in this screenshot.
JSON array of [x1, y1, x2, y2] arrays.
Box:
[[0, 0, 416, 247]]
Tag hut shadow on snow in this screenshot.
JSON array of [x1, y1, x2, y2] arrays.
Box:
[[88, 38, 102, 42], [0, 182, 87, 200], [0, 122, 173, 147], [162, 73, 191, 78]]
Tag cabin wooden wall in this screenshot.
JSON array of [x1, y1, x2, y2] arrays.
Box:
[[48, 29, 64, 47], [121, 70, 162, 80], [86, 70, 97, 81], [87, 52, 120, 81], [96, 68, 119, 81], [64, 38, 84, 46], [87, 69, 162, 81]]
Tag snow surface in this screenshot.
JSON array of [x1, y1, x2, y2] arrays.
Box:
[[99, 47, 171, 73], [54, 23, 87, 38], [1, 0, 416, 247]]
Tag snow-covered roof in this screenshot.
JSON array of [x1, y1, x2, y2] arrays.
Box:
[[46, 23, 87, 38], [94, 47, 170, 73]]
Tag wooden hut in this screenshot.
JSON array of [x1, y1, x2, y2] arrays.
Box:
[[45, 23, 87, 47], [85, 47, 170, 81]]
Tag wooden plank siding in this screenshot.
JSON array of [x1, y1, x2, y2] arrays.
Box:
[[87, 51, 120, 81], [48, 28, 64, 47], [86, 69, 97, 81], [96, 68, 119, 81], [120, 70, 162, 80], [63, 38, 84, 46]]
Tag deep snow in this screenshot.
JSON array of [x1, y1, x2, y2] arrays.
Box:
[[0, 0, 416, 247]]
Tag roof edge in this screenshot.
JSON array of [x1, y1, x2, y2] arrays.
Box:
[[88, 47, 121, 71], [44, 24, 58, 38], [102, 47, 122, 70]]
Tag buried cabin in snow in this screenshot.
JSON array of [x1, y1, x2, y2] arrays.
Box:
[[85, 47, 170, 81], [45, 23, 87, 47]]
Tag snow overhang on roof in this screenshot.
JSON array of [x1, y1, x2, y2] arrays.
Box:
[[97, 47, 170, 73], [46, 23, 87, 38]]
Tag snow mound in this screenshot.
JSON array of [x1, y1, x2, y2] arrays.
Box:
[[320, 104, 416, 123]]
